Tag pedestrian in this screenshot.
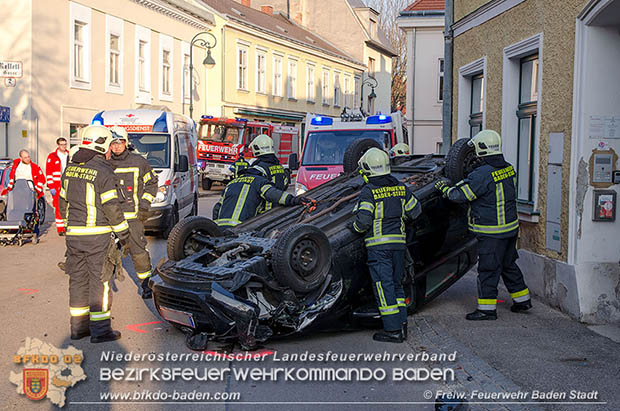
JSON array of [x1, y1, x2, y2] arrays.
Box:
[[248, 134, 287, 212], [59, 125, 130, 343], [351, 148, 422, 343], [1, 149, 46, 199], [213, 165, 309, 227], [108, 126, 158, 299], [230, 150, 249, 179], [46, 137, 69, 235], [435, 130, 532, 321]]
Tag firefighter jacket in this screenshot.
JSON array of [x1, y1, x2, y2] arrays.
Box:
[[45, 149, 68, 191], [445, 155, 519, 238], [109, 149, 158, 220], [230, 157, 249, 178], [4, 159, 46, 198], [59, 149, 130, 239], [213, 167, 294, 227], [352, 175, 421, 250]]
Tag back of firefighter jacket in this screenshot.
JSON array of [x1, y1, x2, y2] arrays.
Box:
[[109, 150, 158, 220], [59, 153, 129, 240], [352, 175, 421, 250]]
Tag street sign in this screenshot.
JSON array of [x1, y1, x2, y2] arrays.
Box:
[[0, 106, 9, 123], [0, 61, 23, 78], [4, 78, 16, 87]]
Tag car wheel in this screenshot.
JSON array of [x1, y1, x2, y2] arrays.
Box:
[[201, 177, 212, 191], [342, 138, 382, 174], [444, 138, 482, 182], [162, 203, 179, 239], [272, 224, 332, 293], [37, 197, 46, 223], [166, 216, 223, 261]]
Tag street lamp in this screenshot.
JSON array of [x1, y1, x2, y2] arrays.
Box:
[[360, 76, 378, 116], [189, 31, 217, 119]]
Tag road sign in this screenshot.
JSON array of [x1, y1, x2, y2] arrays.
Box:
[[0, 106, 9, 123], [0, 61, 23, 78], [4, 78, 16, 87]]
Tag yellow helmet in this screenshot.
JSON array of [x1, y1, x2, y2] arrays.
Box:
[[389, 143, 410, 157], [110, 126, 129, 144], [469, 130, 502, 157], [250, 134, 275, 156], [358, 148, 390, 177], [80, 125, 114, 154]]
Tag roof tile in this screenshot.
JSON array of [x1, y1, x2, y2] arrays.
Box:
[[404, 0, 445, 12]]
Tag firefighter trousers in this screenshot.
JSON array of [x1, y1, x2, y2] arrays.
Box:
[[367, 249, 407, 332], [67, 235, 114, 337], [476, 235, 530, 310], [52, 192, 65, 234], [127, 219, 152, 280]]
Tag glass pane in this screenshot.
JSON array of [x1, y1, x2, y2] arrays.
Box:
[[425, 256, 459, 297], [110, 35, 119, 51], [470, 124, 481, 138], [139, 42, 145, 58], [517, 117, 532, 201], [471, 77, 483, 114], [74, 23, 83, 42], [163, 50, 170, 64], [520, 57, 539, 103]]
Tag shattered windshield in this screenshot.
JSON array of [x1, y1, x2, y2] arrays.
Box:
[[302, 130, 391, 166]]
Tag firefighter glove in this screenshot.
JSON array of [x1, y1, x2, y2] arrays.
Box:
[[435, 180, 451, 197], [292, 196, 309, 206]]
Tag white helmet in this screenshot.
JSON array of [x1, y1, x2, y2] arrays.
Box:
[[110, 126, 129, 144], [358, 148, 390, 177], [80, 125, 114, 154], [469, 130, 502, 157], [389, 143, 410, 157], [250, 134, 275, 156]]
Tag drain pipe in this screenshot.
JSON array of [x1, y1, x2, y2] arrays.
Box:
[[442, 0, 454, 154]]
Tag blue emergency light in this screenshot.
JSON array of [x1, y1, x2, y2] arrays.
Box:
[[92, 111, 105, 126], [235, 117, 249, 122], [201, 115, 214, 119], [152, 112, 168, 133], [366, 115, 391, 125], [311, 116, 333, 126]]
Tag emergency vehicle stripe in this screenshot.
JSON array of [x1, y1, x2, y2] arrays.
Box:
[[365, 235, 406, 246], [469, 219, 519, 234], [214, 218, 242, 226], [137, 270, 152, 280], [86, 183, 97, 227], [100, 189, 118, 204], [460, 184, 477, 201], [496, 183, 506, 225], [66, 226, 113, 235], [112, 220, 129, 233], [142, 193, 155, 203], [396, 297, 406, 307], [69, 306, 90, 316], [90, 311, 111, 321], [278, 192, 291, 205], [102, 281, 110, 312], [477, 298, 497, 310], [404, 196, 418, 211], [376, 282, 387, 307], [232, 184, 250, 221], [359, 201, 375, 213]]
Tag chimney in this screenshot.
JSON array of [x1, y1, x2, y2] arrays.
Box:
[[261, 5, 273, 15], [241, 0, 250, 7]]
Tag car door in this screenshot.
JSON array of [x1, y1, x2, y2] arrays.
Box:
[[174, 131, 191, 214]]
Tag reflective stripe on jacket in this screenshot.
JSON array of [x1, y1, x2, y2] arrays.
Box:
[[109, 150, 158, 220]]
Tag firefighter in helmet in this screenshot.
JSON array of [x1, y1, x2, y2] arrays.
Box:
[[230, 150, 250, 179], [435, 130, 531, 320], [249, 134, 288, 212]]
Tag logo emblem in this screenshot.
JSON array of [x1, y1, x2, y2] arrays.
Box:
[[23, 369, 48, 401], [126, 114, 135, 118]]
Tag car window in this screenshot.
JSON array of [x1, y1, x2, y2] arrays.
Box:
[[424, 255, 460, 298], [302, 130, 391, 166], [129, 133, 171, 168]]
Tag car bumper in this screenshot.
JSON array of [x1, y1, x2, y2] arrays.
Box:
[[144, 204, 172, 231]]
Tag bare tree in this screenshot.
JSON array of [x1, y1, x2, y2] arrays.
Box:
[[366, 0, 409, 113]]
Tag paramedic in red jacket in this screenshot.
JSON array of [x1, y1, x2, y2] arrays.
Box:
[[46, 137, 69, 235], [1, 150, 46, 199]]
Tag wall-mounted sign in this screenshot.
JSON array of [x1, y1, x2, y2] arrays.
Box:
[[0, 106, 9, 123], [0, 61, 23, 78], [589, 116, 620, 139], [4, 78, 16, 87], [593, 190, 616, 222]]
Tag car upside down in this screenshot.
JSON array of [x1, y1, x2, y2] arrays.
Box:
[[150, 139, 479, 350]]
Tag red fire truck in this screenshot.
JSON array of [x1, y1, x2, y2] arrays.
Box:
[[196, 116, 299, 190]]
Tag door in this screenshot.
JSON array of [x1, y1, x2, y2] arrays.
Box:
[[174, 132, 191, 215]]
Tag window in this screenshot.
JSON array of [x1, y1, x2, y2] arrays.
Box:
[[354, 76, 360, 108], [109, 35, 120, 85], [333, 72, 341, 107], [306, 64, 315, 102], [438, 58, 444, 102], [256, 50, 266, 93], [368, 57, 375, 78], [183, 53, 190, 103], [162, 50, 171, 94], [469, 74, 484, 137], [322, 69, 330, 105], [105, 15, 123, 93], [273, 55, 283, 96], [516, 53, 539, 203], [288, 59, 297, 99], [135, 26, 151, 103], [369, 19, 377, 38], [344, 76, 351, 108], [159, 34, 173, 101], [237, 45, 248, 90], [70, 2, 91, 89]]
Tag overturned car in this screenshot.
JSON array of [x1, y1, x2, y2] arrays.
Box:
[[150, 139, 480, 350]]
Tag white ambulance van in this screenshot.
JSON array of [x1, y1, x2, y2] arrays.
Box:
[[92, 109, 199, 237]]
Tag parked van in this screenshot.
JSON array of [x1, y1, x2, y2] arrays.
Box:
[[92, 109, 199, 236]]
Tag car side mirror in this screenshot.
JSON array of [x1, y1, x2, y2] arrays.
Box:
[[288, 153, 299, 171], [176, 155, 189, 173]]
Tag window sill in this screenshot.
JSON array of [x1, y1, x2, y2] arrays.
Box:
[[70, 79, 91, 91], [237, 89, 250, 93], [159, 93, 173, 103], [288, 97, 297, 102], [306, 100, 315, 104], [322, 103, 330, 107], [256, 91, 267, 96], [517, 201, 540, 223]]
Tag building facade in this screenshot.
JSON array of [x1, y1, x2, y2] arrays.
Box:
[[449, 0, 620, 324], [397, 0, 445, 154], [1, 0, 216, 163]]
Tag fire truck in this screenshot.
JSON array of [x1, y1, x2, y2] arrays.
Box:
[[196, 116, 299, 190]]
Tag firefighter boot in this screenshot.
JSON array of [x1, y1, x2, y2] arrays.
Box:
[[466, 309, 497, 321], [70, 317, 90, 340], [141, 278, 152, 300], [511, 299, 533, 313], [373, 329, 404, 343], [402, 322, 408, 340], [91, 330, 121, 344]]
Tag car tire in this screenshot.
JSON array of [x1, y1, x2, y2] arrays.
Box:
[[166, 216, 223, 261], [342, 138, 382, 174], [37, 197, 46, 223], [272, 224, 332, 293], [162, 203, 179, 239], [444, 138, 481, 182], [201, 177, 212, 191]]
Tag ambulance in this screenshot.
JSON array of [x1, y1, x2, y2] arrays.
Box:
[[294, 112, 406, 195], [91, 109, 199, 237]]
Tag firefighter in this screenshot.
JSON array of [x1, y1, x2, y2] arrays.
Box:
[[108, 126, 158, 299], [46, 137, 69, 235], [249, 134, 287, 212], [351, 148, 422, 343], [59, 125, 130, 343], [389, 143, 410, 157], [435, 130, 532, 321], [230, 150, 249, 178], [213, 166, 308, 227]]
